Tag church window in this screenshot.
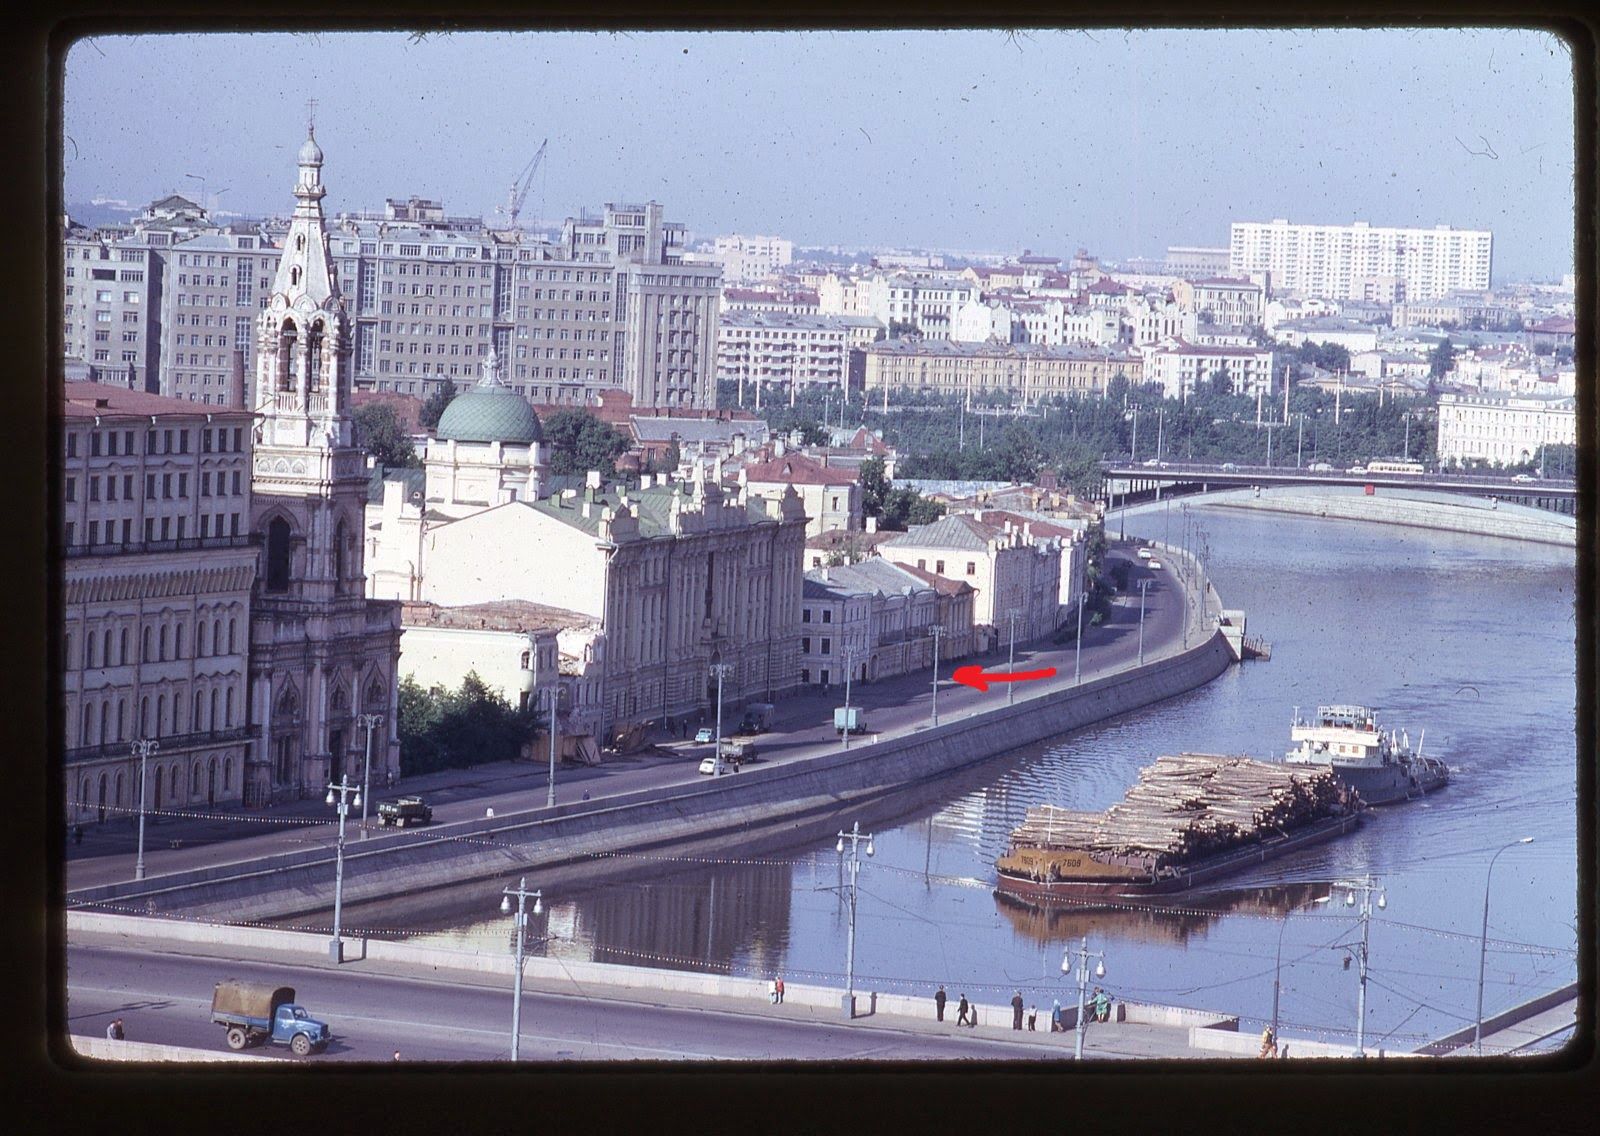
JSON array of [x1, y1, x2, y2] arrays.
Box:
[[278, 321, 297, 390], [265, 518, 292, 592], [290, 266, 301, 287], [307, 322, 324, 391]]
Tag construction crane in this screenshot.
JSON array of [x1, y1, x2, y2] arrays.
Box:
[[498, 139, 548, 230]]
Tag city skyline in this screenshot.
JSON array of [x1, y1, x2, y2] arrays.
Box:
[[63, 27, 1575, 281]]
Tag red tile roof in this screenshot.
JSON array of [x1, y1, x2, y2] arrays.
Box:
[[62, 382, 248, 420], [895, 562, 975, 596], [742, 451, 858, 486]]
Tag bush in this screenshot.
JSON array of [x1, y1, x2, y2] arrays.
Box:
[[397, 672, 544, 775]]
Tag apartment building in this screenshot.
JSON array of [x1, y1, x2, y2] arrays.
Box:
[[708, 234, 794, 285], [862, 338, 1143, 402], [160, 230, 282, 407], [1436, 391, 1576, 466], [1141, 339, 1276, 400], [798, 558, 974, 687], [1229, 219, 1493, 302]]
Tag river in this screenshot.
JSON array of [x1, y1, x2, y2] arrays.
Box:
[[374, 501, 1581, 1055]]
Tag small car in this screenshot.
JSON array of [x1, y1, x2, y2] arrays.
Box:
[[1148, 560, 1163, 570], [1221, 462, 1239, 472], [698, 756, 739, 774], [1511, 473, 1537, 484], [1137, 547, 1153, 560], [1142, 457, 1162, 467], [1347, 465, 1367, 474], [694, 727, 716, 744], [1308, 462, 1334, 472]]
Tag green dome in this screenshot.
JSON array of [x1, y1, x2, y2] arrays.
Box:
[[435, 383, 543, 445]]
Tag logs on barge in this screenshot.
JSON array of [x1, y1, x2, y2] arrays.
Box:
[[997, 753, 1359, 882]]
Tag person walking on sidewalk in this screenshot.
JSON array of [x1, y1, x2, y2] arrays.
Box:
[[105, 1018, 124, 1041], [935, 985, 947, 1022], [956, 993, 971, 1026], [1092, 987, 1111, 1023], [1051, 999, 1063, 1033], [775, 977, 785, 1004], [767, 978, 778, 1004], [1028, 1004, 1038, 1031], [1011, 990, 1025, 1030]]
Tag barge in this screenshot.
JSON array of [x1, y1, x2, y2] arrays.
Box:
[[1283, 704, 1448, 805], [995, 753, 1362, 907]]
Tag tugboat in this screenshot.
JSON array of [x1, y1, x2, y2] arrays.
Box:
[[1283, 705, 1449, 805]]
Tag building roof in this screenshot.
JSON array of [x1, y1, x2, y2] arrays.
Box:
[[61, 382, 251, 420], [881, 513, 1002, 553], [894, 562, 976, 596], [521, 479, 787, 539], [803, 527, 898, 554], [400, 598, 594, 634], [741, 452, 857, 487], [630, 416, 762, 445], [435, 374, 543, 445]]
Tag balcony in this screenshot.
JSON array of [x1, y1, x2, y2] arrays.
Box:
[[63, 533, 260, 559], [65, 724, 258, 765]]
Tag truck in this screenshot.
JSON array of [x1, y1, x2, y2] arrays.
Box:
[[211, 981, 331, 1055], [834, 706, 866, 735], [739, 703, 776, 734], [377, 795, 432, 828]]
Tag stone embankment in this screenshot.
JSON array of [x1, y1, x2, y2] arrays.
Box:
[[1201, 486, 1574, 546]]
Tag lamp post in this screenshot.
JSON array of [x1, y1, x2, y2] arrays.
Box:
[[1005, 610, 1020, 705], [1073, 593, 1086, 686], [1328, 874, 1385, 1056], [841, 645, 855, 751], [546, 687, 559, 808], [324, 774, 361, 963], [1137, 578, 1152, 665], [357, 712, 383, 835], [709, 662, 731, 776], [131, 738, 158, 881], [1475, 837, 1534, 1056], [1272, 895, 1332, 1038], [499, 876, 543, 1062], [835, 821, 874, 1017], [1061, 936, 1106, 1061], [929, 625, 946, 726]]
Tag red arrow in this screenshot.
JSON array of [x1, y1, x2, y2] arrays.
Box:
[[950, 665, 1057, 693]]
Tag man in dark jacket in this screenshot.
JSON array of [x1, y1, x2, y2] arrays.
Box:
[[956, 993, 971, 1026], [1012, 990, 1025, 1030], [935, 986, 947, 1022]]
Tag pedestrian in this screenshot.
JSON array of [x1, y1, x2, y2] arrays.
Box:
[[767, 978, 778, 1004], [1028, 1005, 1038, 1031], [956, 993, 971, 1026], [1092, 987, 1111, 1023], [105, 1018, 124, 1041], [393, 1049, 402, 1062], [1050, 999, 1062, 1033], [1011, 990, 1025, 1030], [935, 985, 947, 1022], [1259, 1026, 1277, 1059], [775, 977, 785, 1004], [72, 824, 83, 846]]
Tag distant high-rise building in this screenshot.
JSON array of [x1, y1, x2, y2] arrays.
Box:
[[1229, 219, 1492, 302], [709, 234, 795, 285]]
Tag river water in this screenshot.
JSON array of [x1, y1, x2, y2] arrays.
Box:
[[384, 499, 1581, 1055]]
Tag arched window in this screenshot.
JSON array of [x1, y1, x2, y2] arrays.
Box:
[[295, 233, 305, 252], [119, 628, 129, 665], [210, 689, 220, 732], [116, 699, 126, 742], [169, 765, 179, 798], [80, 702, 92, 746], [115, 772, 124, 808], [99, 702, 109, 747], [307, 322, 324, 392], [224, 758, 233, 790], [139, 697, 149, 736], [228, 618, 237, 654], [210, 620, 220, 656], [102, 629, 113, 667], [277, 321, 298, 391], [333, 519, 348, 592], [290, 265, 302, 288], [160, 625, 170, 661], [175, 623, 185, 659], [266, 518, 292, 592], [520, 651, 532, 670], [192, 763, 202, 794], [194, 690, 205, 730], [86, 633, 97, 670], [97, 775, 107, 822], [225, 686, 235, 727], [156, 694, 166, 738], [142, 626, 152, 663]]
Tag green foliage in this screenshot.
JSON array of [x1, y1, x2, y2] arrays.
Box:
[[1297, 340, 1351, 373], [351, 402, 419, 469], [1209, 369, 1233, 398], [419, 381, 458, 430], [887, 319, 921, 339], [1429, 337, 1456, 380], [1105, 371, 1131, 407], [543, 408, 631, 477], [859, 455, 890, 516], [397, 672, 544, 776]]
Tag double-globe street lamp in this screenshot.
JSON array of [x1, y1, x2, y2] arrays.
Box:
[[709, 662, 732, 776], [357, 712, 383, 837], [500, 876, 543, 1062], [835, 821, 874, 1018], [1475, 836, 1535, 1056], [131, 738, 158, 881], [1061, 936, 1107, 1061], [324, 774, 361, 963]]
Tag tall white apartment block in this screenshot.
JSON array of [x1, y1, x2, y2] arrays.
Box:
[[1229, 219, 1492, 302], [710, 234, 794, 285]]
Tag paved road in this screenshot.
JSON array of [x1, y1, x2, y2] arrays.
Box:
[[66, 940, 1094, 1062], [65, 543, 1194, 894]]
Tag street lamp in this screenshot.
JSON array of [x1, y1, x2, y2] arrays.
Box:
[[131, 738, 158, 881], [1137, 579, 1152, 665], [835, 821, 874, 1018], [324, 774, 361, 963], [499, 876, 543, 1062], [1005, 610, 1020, 705], [1327, 875, 1385, 1056], [1475, 837, 1534, 1056], [1073, 594, 1086, 686], [357, 712, 383, 835], [546, 687, 560, 808], [709, 662, 732, 776], [841, 645, 855, 751], [1272, 895, 1332, 1038], [929, 625, 946, 726], [1061, 936, 1107, 1060]]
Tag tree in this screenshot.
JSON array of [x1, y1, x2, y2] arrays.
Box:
[[419, 381, 458, 430], [397, 671, 543, 776], [887, 318, 921, 339], [859, 455, 890, 517], [1209, 369, 1233, 398], [543, 408, 631, 477], [794, 420, 831, 447], [1105, 371, 1131, 407], [1429, 337, 1456, 380], [352, 402, 418, 468]]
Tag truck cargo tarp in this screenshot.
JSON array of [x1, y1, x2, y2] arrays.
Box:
[[212, 980, 295, 1019]]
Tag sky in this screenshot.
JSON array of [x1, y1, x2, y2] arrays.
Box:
[[62, 28, 1576, 281]]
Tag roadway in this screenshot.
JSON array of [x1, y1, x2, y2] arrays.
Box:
[[64, 543, 1191, 895], [1103, 461, 1576, 501]]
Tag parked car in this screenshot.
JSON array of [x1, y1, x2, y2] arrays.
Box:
[[211, 981, 330, 1056], [1142, 457, 1162, 467], [694, 727, 716, 744], [377, 796, 432, 828]]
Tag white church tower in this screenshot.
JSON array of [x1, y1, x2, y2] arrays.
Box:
[[246, 119, 401, 806]]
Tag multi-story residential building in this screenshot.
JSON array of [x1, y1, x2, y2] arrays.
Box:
[[739, 450, 862, 538], [1391, 292, 1523, 331], [1271, 317, 1381, 354], [160, 230, 282, 407], [707, 234, 794, 285], [880, 513, 1061, 648], [61, 383, 258, 824], [1435, 391, 1576, 467], [862, 339, 1143, 403], [1141, 339, 1276, 400], [1121, 293, 1194, 346], [1163, 246, 1231, 278], [721, 287, 822, 316], [247, 125, 402, 805], [63, 228, 161, 392], [958, 507, 1087, 613], [1173, 277, 1266, 328], [818, 272, 980, 337], [798, 558, 974, 687], [717, 311, 880, 399], [340, 199, 721, 410], [1229, 219, 1493, 302]]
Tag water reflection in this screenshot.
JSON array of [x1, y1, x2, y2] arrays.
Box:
[[993, 881, 1333, 948]]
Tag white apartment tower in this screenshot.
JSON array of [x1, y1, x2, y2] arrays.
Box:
[[247, 123, 402, 805], [1229, 219, 1492, 302]]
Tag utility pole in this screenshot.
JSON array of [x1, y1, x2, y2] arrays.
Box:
[[1061, 936, 1106, 1061], [841, 645, 855, 750], [1476, 838, 1534, 1056], [1074, 594, 1086, 685], [1137, 578, 1152, 665], [499, 877, 542, 1061], [357, 712, 383, 835], [324, 774, 361, 963], [1330, 874, 1386, 1056], [930, 625, 946, 726], [709, 662, 732, 776], [835, 821, 874, 1018], [1297, 414, 1305, 468], [131, 738, 158, 881]]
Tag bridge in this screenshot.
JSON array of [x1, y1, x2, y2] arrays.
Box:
[[1103, 462, 1576, 513]]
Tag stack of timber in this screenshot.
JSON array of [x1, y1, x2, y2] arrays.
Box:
[[994, 753, 1362, 906]]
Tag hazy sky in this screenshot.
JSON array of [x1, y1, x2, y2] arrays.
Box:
[[63, 28, 1575, 280]]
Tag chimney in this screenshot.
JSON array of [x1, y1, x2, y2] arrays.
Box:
[[865, 516, 877, 534], [640, 473, 653, 490], [585, 469, 603, 491]]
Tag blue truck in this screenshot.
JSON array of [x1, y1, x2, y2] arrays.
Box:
[[211, 980, 331, 1056]]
